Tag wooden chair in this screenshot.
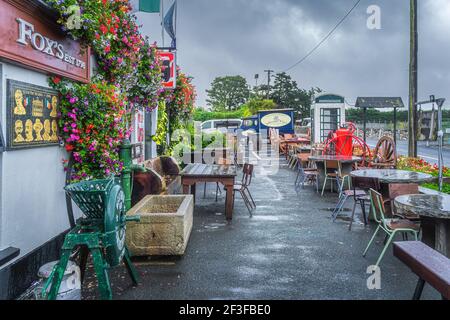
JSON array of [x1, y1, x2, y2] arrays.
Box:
[[295, 153, 319, 192], [321, 160, 342, 196]]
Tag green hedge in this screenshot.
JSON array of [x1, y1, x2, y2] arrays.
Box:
[[193, 107, 251, 122]]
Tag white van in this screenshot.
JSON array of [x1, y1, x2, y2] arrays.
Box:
[[201, 119, 243, 134]]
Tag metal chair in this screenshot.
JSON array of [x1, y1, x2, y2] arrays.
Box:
[[295, 153, 319, 192], [227, 163, 256, 215], [321, 160, 342, 196], [363, 189, 419, 267], [331, 175, 366, 221], [348, 176, 381, 231]]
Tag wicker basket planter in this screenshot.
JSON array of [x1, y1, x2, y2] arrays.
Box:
[[126, 195, 194, 256]]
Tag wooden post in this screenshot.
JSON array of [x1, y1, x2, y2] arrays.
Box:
[[408, 0, 418, 157]]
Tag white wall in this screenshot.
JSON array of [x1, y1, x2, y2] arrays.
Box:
[[0, 62, 72, 267]]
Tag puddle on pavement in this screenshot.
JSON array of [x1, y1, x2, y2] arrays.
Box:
[[203, 223, 228, 230]]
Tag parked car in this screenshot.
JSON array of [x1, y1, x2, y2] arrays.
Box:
[[201, 119, 243, 134]]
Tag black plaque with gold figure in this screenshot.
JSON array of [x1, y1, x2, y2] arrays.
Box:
[[6, 80, 59, 150]]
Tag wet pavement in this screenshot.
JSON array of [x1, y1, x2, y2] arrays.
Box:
[[84, 153, 442, 300]]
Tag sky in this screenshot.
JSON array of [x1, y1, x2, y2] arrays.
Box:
[[136, 0, 450, 111]]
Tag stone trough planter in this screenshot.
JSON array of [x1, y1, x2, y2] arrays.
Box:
[[126, 195, 194, 256]]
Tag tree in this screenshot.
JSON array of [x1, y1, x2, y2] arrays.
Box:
[[242, 98, 277, 115], [206, 76, 250, 111], [269, 72, 321, 119]]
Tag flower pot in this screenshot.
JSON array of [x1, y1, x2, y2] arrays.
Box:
[[126, 195, 194, 256]]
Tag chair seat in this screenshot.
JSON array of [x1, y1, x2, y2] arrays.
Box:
[[343, 189, 366, 197], [326, 173, 338, 177], [385, 219, 420, 231]]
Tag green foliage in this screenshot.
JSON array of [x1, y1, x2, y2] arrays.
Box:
[[152, 102, 169, 155], [422, 183, 450, 194], [346, 109, 409, 123], [259, 72, 321, 119], [193, 107, 251, 122], [242, 98, 277, 115], [206, 76, 250, 111]]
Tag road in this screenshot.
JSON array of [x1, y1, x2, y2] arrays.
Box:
[[367, 138, 450, 167]]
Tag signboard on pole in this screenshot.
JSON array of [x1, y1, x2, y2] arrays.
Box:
[[160, 51, 176, 89]]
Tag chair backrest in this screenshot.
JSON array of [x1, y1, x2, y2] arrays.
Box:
[[352, 176, 380, 200], [241, 163, 254, 187], [370, 189, 387, 224], [284, 134, 295, 140], [218, 157, 233, 165], [351, 176, 380, 191], [324, 160, 340, 175]]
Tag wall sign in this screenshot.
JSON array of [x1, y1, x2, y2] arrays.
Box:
[[160, 51, 176, 89], [260, 113, 292, 128], [6, 79, 59, 150], [0, 0, 90, 83]]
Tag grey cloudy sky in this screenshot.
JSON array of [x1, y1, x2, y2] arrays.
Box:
[[137, 0, 450, 110]]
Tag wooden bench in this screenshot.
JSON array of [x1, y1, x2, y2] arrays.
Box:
[[393, 241, 450, 300]]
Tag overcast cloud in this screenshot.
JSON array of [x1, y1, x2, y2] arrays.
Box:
[[137, 0, 450, 110]]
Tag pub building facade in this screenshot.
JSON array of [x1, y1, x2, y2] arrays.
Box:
[[0, 0, 150, 299]]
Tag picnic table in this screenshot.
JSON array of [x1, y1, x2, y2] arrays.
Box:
[[280, 137, 310, 158], [395, 194, 450, 257], [180, 163, 237, 221]]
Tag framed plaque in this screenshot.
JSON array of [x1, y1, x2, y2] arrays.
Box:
[[6, 79, 60, 150]]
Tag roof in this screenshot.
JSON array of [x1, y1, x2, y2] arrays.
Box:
[[258, 108, 294, 113], [355, 97, 405, 109]]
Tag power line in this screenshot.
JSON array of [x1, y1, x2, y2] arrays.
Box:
[[282, 0, 362, 73]]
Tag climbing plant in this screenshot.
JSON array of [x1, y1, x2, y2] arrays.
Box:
[[46, 0, 164, 179]]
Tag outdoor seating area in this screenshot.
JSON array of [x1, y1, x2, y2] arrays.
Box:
[[2, 0, 450, 306]]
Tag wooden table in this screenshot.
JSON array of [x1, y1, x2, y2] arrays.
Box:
[[395, 194, 450, 257], [350, 169, 434, 214], [180, 163, 237, 221], [310, 155, 362, 191], [280, 138, 310, 158]]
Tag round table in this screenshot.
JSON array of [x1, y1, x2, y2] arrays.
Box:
[[395, 194, 450, 257], [350, 169, 434, 184], [350, 169, 434, 215], [309, 155, 362, 191]]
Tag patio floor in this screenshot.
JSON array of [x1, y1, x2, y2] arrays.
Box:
[[84, 153, 441, 300]]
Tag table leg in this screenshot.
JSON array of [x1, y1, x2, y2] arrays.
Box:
[[191, 184, 196, 204], [421, 217, 436, 249], [225, 183, 234, 221], [435, 220, 450, 257]]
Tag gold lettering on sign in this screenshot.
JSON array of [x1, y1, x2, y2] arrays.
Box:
[[32, 99, 44, 117]]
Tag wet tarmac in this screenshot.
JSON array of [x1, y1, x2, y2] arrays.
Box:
[[83, 155, 442, 300]]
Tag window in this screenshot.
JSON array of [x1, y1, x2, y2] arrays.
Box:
[[320, 108, 340, 142], [202, 121, 212, 130]]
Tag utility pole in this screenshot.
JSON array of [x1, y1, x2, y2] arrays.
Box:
[[408, 0, 418, 157], [264, 69, 274, 99]]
